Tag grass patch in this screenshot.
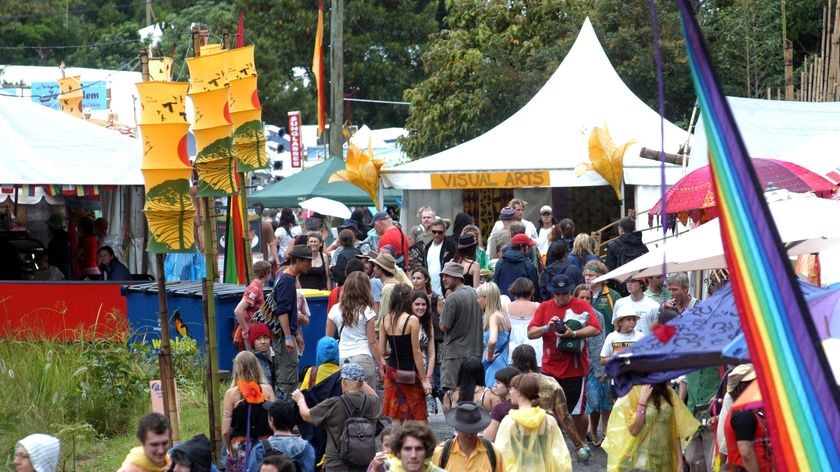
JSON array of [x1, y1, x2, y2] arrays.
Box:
[[0, 337, 219, 471]]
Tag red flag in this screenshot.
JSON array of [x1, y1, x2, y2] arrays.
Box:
[[224, 12, 249, 285], [312, 0, 326, 138], [236, 12, 245, 48]]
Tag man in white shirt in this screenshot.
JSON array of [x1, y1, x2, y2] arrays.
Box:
[[424, 219, 456, 296], [611, 275, 660, 334], [488, 198, 539, 242]]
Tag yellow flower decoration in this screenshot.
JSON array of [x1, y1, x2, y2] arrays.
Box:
[[575, 125, 636, 201], [328, 139, 385, 209]]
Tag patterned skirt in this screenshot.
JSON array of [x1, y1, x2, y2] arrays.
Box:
[[382, 366, 429, 421]]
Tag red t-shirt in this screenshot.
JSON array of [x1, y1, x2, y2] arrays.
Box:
[[528, 297, 601, 379], [378, 226, 411, 262], [241, 280, 266, 324]]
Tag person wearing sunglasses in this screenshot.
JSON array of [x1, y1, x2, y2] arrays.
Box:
[[423, 218, 456, 297]]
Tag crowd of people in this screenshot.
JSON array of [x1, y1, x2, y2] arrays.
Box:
[[16, 199, 774, 472]]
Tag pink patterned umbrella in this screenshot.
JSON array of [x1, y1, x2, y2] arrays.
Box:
[[649, 158, 837, 222]]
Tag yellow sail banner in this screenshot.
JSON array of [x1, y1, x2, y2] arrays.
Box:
[[187, 45, 238, 196], [58, 76, 83, 118], [136, 81, 195, 253], [148, 57, 174, 81], [227, 46, 266, 172]]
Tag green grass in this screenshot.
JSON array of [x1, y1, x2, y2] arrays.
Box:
[[0, 338, 222, 471]]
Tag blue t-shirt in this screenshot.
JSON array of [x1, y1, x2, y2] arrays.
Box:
[[272, 273, 299, 336]]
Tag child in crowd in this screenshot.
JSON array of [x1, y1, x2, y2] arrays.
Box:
[[483, 366, 521, 441], [249, 323, 277, 394], [367, 424, 396, 472], [600, 305, 644, 365]]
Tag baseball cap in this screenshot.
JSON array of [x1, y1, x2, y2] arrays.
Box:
[[511, 233, 535, 247], [371, 211, 391, 223], [540, 205, 552, 214], [548, 274, 574, 294]]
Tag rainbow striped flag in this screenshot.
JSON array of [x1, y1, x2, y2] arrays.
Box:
[[676, 1, 840, 470]]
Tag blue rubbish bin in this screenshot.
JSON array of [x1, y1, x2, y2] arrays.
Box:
[[123, 282, 242, 372], [299, 291, 330, 372]]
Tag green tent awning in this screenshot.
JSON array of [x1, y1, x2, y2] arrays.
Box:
[[249, 157, 401, 208]]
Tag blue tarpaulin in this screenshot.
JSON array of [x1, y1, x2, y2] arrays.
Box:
[[606, 280, 823, 396]]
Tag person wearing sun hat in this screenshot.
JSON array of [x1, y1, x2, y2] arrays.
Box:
[[292, 363, 382, 472], [439, 262, 484, 395], [431, 401, 502, 471], [15, 434, 60, 472]]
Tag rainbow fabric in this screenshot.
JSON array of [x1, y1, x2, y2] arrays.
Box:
[[676, 1, 840, 470]]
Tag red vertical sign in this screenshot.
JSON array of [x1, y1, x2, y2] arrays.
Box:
[[288, 111, 302, 168]]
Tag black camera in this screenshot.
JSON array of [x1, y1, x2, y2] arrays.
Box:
[[553, 319, 567, 334]]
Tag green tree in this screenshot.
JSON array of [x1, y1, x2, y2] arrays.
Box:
[[700, 0, 823, 98], [400, 0, 589, 159]]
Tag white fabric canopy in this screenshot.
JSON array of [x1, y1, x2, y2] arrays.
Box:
[[0, 97, 142, 185], [690, 97, 840, 177], [595, 193, 840, 283], [382, 17, 688, 190]]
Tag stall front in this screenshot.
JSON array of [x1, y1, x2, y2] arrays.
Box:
[[0, 98, 145, 339], [382, 18, 688, 238]]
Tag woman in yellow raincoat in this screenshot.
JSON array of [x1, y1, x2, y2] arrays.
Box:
[[603, 383, 700, 471], [494, 373, 572, 472]]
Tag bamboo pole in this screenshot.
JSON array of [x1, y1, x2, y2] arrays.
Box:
[[830, 2, 840, 100], [191, 25, 223, 459], [784, 40, 794, 100], [140, 48, 181, 442]]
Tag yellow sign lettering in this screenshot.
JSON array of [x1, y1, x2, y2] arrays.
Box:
[[431, 171, 549, 189]]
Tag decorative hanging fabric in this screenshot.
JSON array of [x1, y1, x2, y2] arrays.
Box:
[[187, 45, 238, 196], [227, 45, 266, 172], [136, 81, 196, 253]]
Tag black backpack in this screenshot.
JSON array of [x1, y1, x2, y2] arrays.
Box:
[[337, 395, 377, 468], [259, 439, 303, 472]]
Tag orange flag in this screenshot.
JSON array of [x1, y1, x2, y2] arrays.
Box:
[[312, 0, 326, 139]]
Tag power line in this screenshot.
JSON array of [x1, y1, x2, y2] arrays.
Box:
[[0, 39, 143, 50]]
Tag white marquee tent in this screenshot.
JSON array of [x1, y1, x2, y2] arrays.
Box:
[[382, 17, 689, 193], [0, 98, 142, 186]]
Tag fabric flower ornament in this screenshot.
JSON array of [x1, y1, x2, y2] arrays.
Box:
[[576, 124, 636, 201], [328, 139, 385, 209], [237, 379, 265, 404]]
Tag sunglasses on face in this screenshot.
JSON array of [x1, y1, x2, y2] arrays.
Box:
[[431, 230, 444, 235]]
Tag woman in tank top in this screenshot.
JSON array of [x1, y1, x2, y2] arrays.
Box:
[[297, 232, 331, 290], [378, 284, 430, 423]]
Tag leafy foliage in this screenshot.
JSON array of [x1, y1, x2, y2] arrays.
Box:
[[233, 119, 268, 170]]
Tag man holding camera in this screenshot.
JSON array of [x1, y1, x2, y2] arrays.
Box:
[[527, 274, 601, 445]]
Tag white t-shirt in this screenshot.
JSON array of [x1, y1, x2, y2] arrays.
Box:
[[328, 304, 377, 359], [612, 295, 661, 334], [426, 241, 443, 296], [600, 330, 644, 359]]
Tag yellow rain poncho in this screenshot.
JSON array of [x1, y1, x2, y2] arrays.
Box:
[[603, 385, 700, 472], [494, 406, 572, 472]]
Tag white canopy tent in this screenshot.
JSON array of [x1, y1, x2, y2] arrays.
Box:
[[689, 97, 840, 179], [382, 17, 688, 193], [0, 98, 142, 185], [1, 97, 147, 272]]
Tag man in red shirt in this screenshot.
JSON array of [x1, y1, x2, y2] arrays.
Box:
[[372, 211, 410, 268], [233, 260, 272, 350], [527, 273, 601, 442], [724, 364, 772, 471]]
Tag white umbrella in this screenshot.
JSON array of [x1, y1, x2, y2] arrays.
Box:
[[595, 194, 840, 282], [299, 197, 351, 219]]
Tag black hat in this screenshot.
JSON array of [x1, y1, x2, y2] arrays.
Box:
[[444, 401, 491, 433], [548, 274, 574, 294], [169, 434, 212, 472], [458, 233, 477, 249], [288, 245, 314, 260]]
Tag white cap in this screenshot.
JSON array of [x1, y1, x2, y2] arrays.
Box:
[[18, 434, 60, 472], [540, 205, 553, 214]]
